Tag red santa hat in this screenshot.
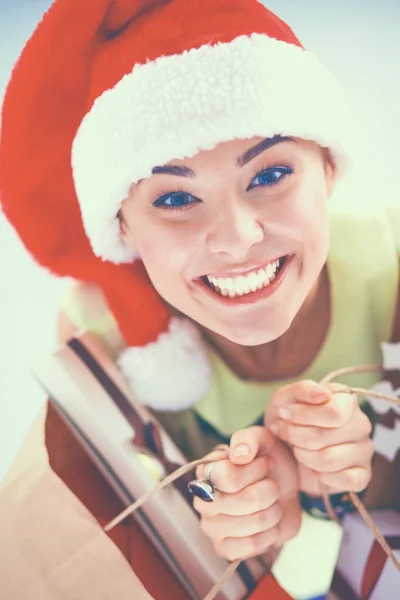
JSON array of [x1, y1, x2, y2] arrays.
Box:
[[0, 0, 353, 411]]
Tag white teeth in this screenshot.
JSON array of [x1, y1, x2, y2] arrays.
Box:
[[258, 269, 267, 284], [206, 257, 285, 298], [235, 276, 246, 295], [218, 278, 226, 289], [249, 272, 258, 292]]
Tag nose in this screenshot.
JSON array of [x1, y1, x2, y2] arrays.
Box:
[[206, 197, 265, 258]]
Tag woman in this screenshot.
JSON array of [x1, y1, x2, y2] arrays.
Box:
[[1, 0, 395, 595]]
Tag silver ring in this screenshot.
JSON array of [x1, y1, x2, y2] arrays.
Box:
[[187, 461, 218, 503], [187, 478, 216, 503], [205, 461, 218, 487]]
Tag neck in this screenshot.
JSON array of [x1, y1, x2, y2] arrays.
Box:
[[200, 265, 330, 381]]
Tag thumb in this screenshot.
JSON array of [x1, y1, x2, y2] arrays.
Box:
[[229, 426, 275, 465]]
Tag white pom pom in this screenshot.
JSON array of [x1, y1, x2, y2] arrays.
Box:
[[117, 318, 212, 411]]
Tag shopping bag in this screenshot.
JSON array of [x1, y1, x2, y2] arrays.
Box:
[[33, 331, 272, 599], [326, 340, 400, 600], [327, 510, 400, 600], [362, 342, 400, 512], [0, 406, 154, 600]]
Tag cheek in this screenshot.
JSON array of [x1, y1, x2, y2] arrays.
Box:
[[303, 183, 329, 247], [282, 178, 329, 255], [131, 219, 197, 295]]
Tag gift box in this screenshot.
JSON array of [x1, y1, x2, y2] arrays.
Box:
[[30, 331, 271, 600], [327, 510, 400, 600]]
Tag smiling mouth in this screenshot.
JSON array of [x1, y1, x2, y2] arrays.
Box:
[[200, 256, 288, 299]]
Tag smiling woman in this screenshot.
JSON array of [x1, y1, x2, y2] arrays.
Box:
[[0, 0, 398, 597], [120, 136, 333, 349]]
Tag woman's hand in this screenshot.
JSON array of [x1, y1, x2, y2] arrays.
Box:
[[192, 426, 301, 561], [265, 380, 374, 496]]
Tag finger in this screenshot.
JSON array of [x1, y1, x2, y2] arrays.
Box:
[[193, 477, 280, 517], [293, 440, 374, 474], [200, 502, 283, 541], [266, 380, 331, 419], [318, 466, 372, 493], [277, 410, 372, 450], [214, 525, 280, 561], [195, 446, 231, 480], [229, 426, 275, 465], [279, 392, 358, 428], [276, 496, 303, 546], [196, 454, 270, 494]]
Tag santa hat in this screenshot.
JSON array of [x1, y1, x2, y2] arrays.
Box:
[[0, 0, 353, 411]]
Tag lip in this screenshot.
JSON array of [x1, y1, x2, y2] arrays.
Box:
[[202, 255, 287, 280], [196, 254, 294, 306]]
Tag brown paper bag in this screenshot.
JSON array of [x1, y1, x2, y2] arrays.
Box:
[[0, 406, 154, 600]]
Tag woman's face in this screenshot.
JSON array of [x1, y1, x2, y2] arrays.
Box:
[[121, 136, 336, 345]]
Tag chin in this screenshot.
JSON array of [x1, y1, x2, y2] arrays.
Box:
[[219, 314, 294, 347]]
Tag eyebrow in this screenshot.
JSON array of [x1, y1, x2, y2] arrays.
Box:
[[150, 136, 297, 179], [151, 165, 196, 178], [237, 136, 297, 167]]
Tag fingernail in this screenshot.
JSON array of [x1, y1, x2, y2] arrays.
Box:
[[269, 423, 279, 436], [232, 444, 250, 457], [309, 386, 329, 398], [278, 408, 291, 420]]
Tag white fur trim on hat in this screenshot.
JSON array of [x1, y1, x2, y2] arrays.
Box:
[[72, 33, 355, 264], [117, 317, 212, 411]]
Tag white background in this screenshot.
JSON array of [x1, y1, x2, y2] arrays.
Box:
[[0, 2, 399, 598]]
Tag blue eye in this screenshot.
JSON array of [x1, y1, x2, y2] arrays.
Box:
[[248, 166, 293, 191], [153, 191, 199, 209]]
